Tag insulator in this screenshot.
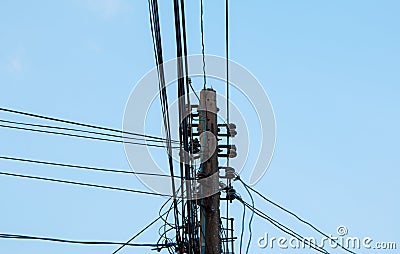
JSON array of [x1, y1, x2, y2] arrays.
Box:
[[227, 123, 237, 129], [227, 123, 237, 137], [218, 145, 236, 150], [217, 123, 237, 137], [226, 187, 237, 201], [218, 167, 236, 179], [228, 149, 237, 158], [228, 129, 237, 137]]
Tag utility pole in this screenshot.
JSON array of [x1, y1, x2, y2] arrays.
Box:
[[198, 88, 221, 254]]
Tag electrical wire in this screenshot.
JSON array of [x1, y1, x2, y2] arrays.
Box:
[[0, 233, 170, 248], [171, 0, 199, 252], [177, 1, 201, 252], [238, 178, 356, 254], [240, 200, 330, 254], [200, 0, 206, 89], [0, 123, 177, 148], [148, 0, 181, 246], [0, 155, 184, 179], [0, 107, 174, 142], [225, 0, 230, 164], [157, 196, 183, 254], [225, 1, 231, 252], [0, 119, 173, 145], [179, 0, 191, 105], [0, 171, 173, 198], [240, 180, 254, 254], [113, 209, 172, 254], [239, 200, 246, 254]]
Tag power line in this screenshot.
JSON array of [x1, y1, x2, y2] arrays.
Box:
[[0, 155, 183, 179], [158, 198, 176, 236], [225, 0, 230, 150], [0, 119, 171, 145], [0, 171, 173, 198], [239, 201, 246, 254], [149, 0, 182, 246], [240, 200, 329, 254], [239, 180, 254, 254], [238, 178, 356, 254], [0, 123, 177, 148], [0, 233, 172, 248], [179, 0, 191, 105], [200, 0, 206, 89], [0, 107, 175, 143], [225, 1, 231, 252], [173, 1, 199, 252], [113, 208, 171, 253]]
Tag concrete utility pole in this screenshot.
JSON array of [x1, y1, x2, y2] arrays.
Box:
[[198, 88, 221, 254]]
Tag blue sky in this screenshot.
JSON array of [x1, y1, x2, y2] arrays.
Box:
[[0, 1, 399, 253]]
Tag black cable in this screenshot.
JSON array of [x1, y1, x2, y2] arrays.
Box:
[[0, 123, 177, 148], [179, 0, 191, 104], [157, 198, 180, 254], [200, 0, 206, 89], [112, 209, 171, 254], [225, 0, 230, 158], [148, 0, 181, 246], [240, 180, 254, 254], [225, 1, 231, 252], [241, 201, 330, 254], [238, 179, 356, 254], [0, 171, 172, 198], [172, 0, 197, 252], [0, 233, 171, 248], [0, 156, 183, 179], [0, 107, 174, 142], [159, 198, 176, 229], [177, 1, 199, 252], [0, 119, 172, 145], [188, 78, 201, 102], [239, 200, 246, 254]]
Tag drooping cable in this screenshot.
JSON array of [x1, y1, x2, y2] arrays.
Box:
[[112, 208, 171, 253], [239, 200, 246, 254], [240, 179, 254, 254], [241, 200, 330, 254], [238, 178, 356, 254]]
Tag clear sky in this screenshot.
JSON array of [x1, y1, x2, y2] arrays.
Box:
[[0, 1, 399, 253]]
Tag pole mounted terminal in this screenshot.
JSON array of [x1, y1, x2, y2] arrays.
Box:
[[217, 144, 237, 158], [219, 166, 236, 180], [217, 123, 237, 137]]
